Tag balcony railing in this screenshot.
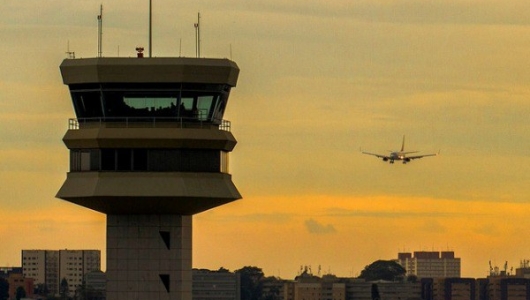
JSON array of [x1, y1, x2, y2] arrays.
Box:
[[68, 117, 231, 132]]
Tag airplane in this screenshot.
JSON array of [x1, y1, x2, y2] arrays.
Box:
[[361, 135, 438, 164]]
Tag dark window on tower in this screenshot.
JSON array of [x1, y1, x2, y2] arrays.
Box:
[[90, 150, 100, 170], [70, 149, 100, 171], [71, 92, 103, 118], [149, 150, 181, 171], [117, 149, 132, 170], [133, 149, 148, 171], [70, 148, 223, 172], [68, 83, 232, 122], [101, 149, 116, 170]]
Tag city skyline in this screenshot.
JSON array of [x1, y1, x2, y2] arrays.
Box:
[[2, 0, 530, 280]]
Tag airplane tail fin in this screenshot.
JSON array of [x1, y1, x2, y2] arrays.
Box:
[[401, 135, 405, 152]]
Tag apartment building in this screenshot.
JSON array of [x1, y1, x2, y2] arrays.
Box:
[[21, 249, 100, 297], [397, 251, 461, 278]]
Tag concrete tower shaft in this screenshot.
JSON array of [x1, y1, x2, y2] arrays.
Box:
[[56, 57, 241, 300]]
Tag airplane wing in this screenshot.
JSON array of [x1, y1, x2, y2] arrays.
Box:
[[406, 153, 438, 160], [400, 151, 419, 155], [361, 151, 391, 160]]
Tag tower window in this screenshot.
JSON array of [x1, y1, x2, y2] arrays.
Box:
[[68, 83, 231, 124], [70, 149, 226, 173]]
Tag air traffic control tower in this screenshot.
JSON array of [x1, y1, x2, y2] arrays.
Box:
[[56, 56, 241, 300]]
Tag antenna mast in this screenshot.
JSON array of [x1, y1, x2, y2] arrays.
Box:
[[66, 40, 75, 59], [97, 4, 103, 57], [194, 12, 201, 58], [149, 0, 152, 57]]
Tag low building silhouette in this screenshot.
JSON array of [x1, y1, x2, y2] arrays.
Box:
[[7, 273, 34, 300], [192, 268, 240, 300]]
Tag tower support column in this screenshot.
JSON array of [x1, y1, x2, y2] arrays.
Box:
[[106, 214, 192, 300]]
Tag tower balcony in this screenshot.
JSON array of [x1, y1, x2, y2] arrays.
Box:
[[68, 117, 232, 131], [57, 171, 241, 215]]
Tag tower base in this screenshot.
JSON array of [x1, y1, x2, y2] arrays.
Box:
[[106, 214, 192, 300]]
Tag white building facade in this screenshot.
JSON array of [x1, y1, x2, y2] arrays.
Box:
[[22, 249, 101, 297], [396, 251, 461, 278]]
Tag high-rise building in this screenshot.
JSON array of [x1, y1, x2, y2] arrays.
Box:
[[21, 249, 100, 296], [56, 55, 241, 300], [396, 251, 461, 278]]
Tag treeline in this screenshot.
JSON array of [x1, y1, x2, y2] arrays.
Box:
[[234, 260, 410, 300], [234, 266, 282, 300]]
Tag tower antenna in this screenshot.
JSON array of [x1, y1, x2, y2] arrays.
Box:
[[149, 0, 152, 57], [66, 40, 75, 59], [97, 4, 103, 57], [194, 12, 201, 58]]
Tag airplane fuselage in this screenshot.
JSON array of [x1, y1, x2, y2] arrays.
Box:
[[387, 152, 411, 163], [361, 135, 438, 164]]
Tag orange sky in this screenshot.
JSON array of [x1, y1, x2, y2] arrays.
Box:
[[2, 0, 530, 280]]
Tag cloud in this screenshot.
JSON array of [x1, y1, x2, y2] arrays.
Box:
[[304, 219, 336, 234], [422, 219, 447, 233], [207, 212, 293, 224], [324, 206, 482, 219], [473, 224, 499, 237]]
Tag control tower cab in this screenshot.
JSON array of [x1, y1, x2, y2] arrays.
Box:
[[57, 57, 241, 214], [56, 57, 241, 300]]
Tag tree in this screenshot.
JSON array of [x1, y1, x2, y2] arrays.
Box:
[[75, 283, 86, 300], [15, 286, 26, 300], [235, 266, 264, 300], [34, 283, 49, 297], [358, 260, 406, 281], [0, 278, 8, 300], [60, 278, 70, 300], [261, 276, 282, 300], [75, 283, 104, 300]]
